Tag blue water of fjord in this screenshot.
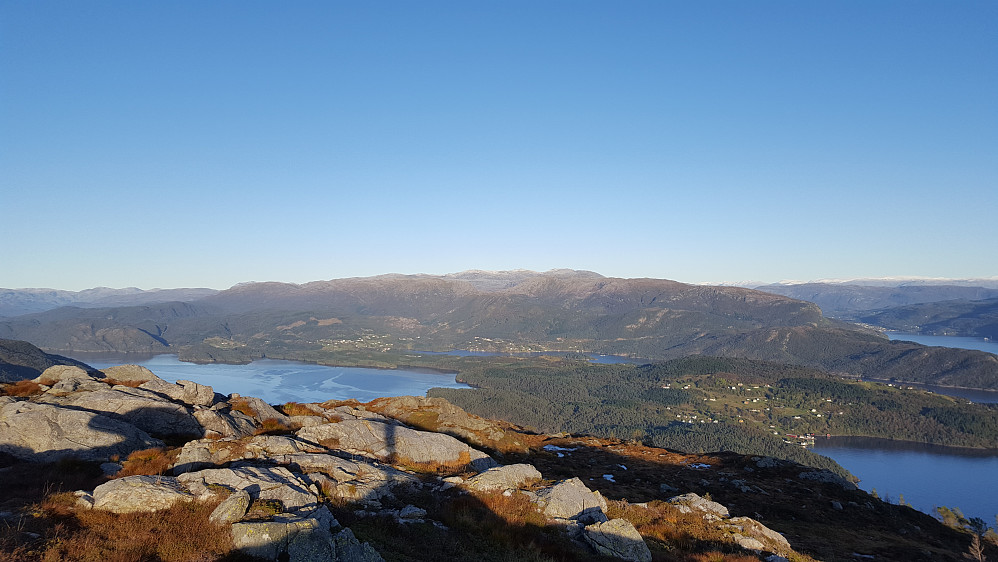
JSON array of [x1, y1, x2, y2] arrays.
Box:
[[68, 353, 470, 405], [813, 437, 998, 524]]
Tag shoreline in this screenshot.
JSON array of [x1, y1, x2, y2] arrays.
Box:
[[814, 434, 998, 455]]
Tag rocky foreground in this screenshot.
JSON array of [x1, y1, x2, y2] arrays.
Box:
[[0, 364, 985, 561]]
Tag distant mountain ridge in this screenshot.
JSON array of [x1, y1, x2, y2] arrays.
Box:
[[762, 276, 998, 288], [856, 297, 998, 340], [0, 287, 219, 317], [755, 282, 998, 317], [2, 270, 997, 389]]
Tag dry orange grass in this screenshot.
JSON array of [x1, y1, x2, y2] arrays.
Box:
[[115, 447, 180, 478], [229, 398, 258, 417], [1, 380, 44, 397], [252, 417, 300, 435], [390, 451, 474, 475], [278, 401, 321, 417], [35, 493, 233, 562], [469, 489, 548, 529]]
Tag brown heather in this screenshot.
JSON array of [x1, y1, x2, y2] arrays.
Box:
[[229, 398, 257, 418], [277, 402, 321, 417], [32, 492, 234, 562], [114, 447, 181, 478], [252, 417, 300, 436], [389, 450, 474, 476], [1, 380, 44, 397]]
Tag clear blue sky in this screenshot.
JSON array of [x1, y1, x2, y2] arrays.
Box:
[[2, 1, 996, 290]]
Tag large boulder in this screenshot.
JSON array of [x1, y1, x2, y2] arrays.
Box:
[[139, 377, 217, 407], [465, 463, 541, 492], [296, 418, 496, 471], [41, 372, 107, 395], [100, 364, 161, 384], [232, 510, 385, 562], [209, 489, 251, 525], [92, 475, 194, 513], [667, 493, 730, 518], [229, 395, 292, 426], [231, 506, 338, 561], [34, 365, 91, 383], [0, 400, 161, 461], [584, 518, 653, 562], [193, 407, 257, 439], [39, 387, 203, 438], [532, 477, 608, 522], [725, 516, 792, 552]]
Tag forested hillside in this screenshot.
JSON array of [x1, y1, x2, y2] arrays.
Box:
[[427, 355, 998, 473]]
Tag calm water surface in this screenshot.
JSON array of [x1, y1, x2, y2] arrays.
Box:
[[886, 332, 998, 355], [814, 437, 998, 523], [68, 353, 470, 405], [883, 333, 998, 403], [820, 333, 998, 522]]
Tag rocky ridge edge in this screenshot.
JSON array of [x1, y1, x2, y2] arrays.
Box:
[[1, 364, 801, 561]]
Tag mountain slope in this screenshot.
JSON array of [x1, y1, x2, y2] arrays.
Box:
[[0, 339, 96, 382], [0, 287, 219, 317], [2, 271, 997, 389]]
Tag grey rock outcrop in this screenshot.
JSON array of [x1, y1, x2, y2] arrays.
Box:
[[172, 435, 321, 474], [139, 378, 217, 407], [667, 493, 730, 518], [367, 395, 518, 450], [230, 395, 292, 426], [532, 477, 608, 522], [584, 518, 653, 562], [282, 453, 420, 503], [178, 465, 319, 513], [92, 475, 194, 513], [39, 387, 203, 438], [465, 463, 541, 492], [725, 516, 792, 552], [292, 453, 420, 503], [231, 506, 338, 561], [34, 365, 91, 383], [229, 504, 384, 562], [38, 369, 107, 395], [0, 400, 161, 461], [296, 418, 496, 471], [798, 469, 858, 491], [100, 364, 160, 384], [193, 406, 257, 439]]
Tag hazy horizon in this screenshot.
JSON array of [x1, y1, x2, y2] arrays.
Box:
[[5, 269, 998, 293], [3, 2, 995, 291]]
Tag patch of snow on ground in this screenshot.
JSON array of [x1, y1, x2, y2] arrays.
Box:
[[602, 474, 616, 482], [543, 444, 578, 457]]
